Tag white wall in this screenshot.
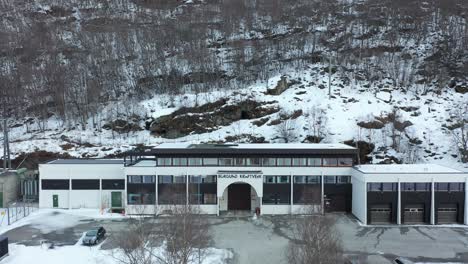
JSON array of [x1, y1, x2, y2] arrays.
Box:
[[351, 174, 367, 224], [39, 163, 124, 209], [39, 190, 69, 209], [70, 190, 100, 209], [262, 205, 290, 214]]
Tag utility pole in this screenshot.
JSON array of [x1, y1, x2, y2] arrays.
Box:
[[3, 118, 11, 170], [328, 53, 332, 99]]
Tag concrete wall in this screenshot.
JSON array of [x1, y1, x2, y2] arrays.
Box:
[[40, 190, 69, 208], [351, 175, 367, 224], [70, 190, 100, 209], [262, 205, 290, 214], [0, 173, 19, 206], [39, 163, 124, 209]]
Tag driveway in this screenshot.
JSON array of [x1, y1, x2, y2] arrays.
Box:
[[3, 211, 468, 264]]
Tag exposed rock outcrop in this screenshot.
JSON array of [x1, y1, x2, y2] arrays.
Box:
[[149, 99, 279, 138]]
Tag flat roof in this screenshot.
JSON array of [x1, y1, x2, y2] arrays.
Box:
[[128, 143, 357, 156], [354, 164, 465, 174], [47, 159, 123, 165]]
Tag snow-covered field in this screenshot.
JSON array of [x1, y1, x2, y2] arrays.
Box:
[[3, 244, 232, 264], [0, 209, 232, 264]]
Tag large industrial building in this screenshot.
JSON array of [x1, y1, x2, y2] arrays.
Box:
[[39, 143, 468, 225]]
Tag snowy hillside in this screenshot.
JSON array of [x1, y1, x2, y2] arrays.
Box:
[[4, 66, 468, 170]]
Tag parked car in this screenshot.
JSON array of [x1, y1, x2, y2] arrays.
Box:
[[393, 257, 414, 264], [82, 227, 106, 245]]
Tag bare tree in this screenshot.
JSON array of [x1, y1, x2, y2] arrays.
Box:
[[287, 215, 343, 264], [450, 102, 468, 163], [275, 111, 298, 143], [306, 106, 328, 143], [158, 204, 211, 264]]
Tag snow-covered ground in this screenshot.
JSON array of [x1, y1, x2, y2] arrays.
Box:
[[0, 209, 232, 264], [0, 208, 125, 235], [3, 244, 232, 264]]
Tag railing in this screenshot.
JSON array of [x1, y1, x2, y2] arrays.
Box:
[[5, 200, 38, 225]]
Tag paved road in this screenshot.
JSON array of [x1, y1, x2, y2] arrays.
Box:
[[3, 212, 468, 264]]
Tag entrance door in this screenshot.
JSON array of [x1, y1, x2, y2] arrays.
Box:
[[437, 204, 458, 224], [369, 204, 392, 224], [403, 204, 425, 224], [228, 184, 251, 210], [111, 192, 122, 208], [52, 195, 59, 208]]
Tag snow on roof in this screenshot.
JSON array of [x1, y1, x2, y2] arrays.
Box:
[[355, 164, 465, 174], [154, 143, 356, 150], [47, 159, 123, 165]]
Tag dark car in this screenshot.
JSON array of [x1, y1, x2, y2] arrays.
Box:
[[82, 227, 106, 245]]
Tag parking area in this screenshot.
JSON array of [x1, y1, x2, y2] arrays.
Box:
[[2, 211, 468, 264]]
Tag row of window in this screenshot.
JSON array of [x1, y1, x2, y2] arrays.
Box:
[[367, 182, 466, 192], [154, 157, 353, 167], [41, 179, 124, 190], [264, 176, 351, 184]]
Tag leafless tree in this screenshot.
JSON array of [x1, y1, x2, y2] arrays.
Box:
[[275, 111, 299, 143], [306, 106, 328, 143], [157, 204, 211, 264], [287, 215, 344, 264], [450, 102, 468, 163]]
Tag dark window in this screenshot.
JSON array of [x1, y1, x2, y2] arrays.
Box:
[[277, 158, 291, 166], [158, 175, 187, 205], [307, 158, 322, 167], [188, 158, 202, 166], [323, 158, 338, 166], [128, 175, 142, 183], [246, 158, 261, 166], [338, 158, 353, 166], [324, 176, 336, 184], [235, 158, 245, 166], [402, 183, 431, 191], [263, 179, 291, 205], [293, 177, 321, 204], [436, 182, 465, 192], [219, 158, 233, 166], [203, 158, 218, 166], [337, 176, 351, 184], [262, 158, 276, 166], [173, 158, 188, 166], [159, 175, 173, 184], [72, 180, 99, 190], [189, 175, 217, 205], [157, 158, 172, 166], [102, 179, 125, 190], [292, 158, 307, 166], [264, 176, 276, 183], [41, 180, 69, 190], [368, 183, 398, 192]]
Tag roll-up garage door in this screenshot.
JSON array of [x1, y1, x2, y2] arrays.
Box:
[[437, 204, 458, 224], [370, 204, 392, 224], [404, 204, 425, 224]]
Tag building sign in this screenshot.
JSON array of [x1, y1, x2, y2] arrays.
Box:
[[218, 174, 262, 179]]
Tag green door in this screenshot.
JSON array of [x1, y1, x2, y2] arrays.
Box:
[[52, 195, 59, 208], [0, 192, 3, 208], [111, 192, 122, 208]]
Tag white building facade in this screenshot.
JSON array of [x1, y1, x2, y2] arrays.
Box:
[[38, 143, 468, 225]]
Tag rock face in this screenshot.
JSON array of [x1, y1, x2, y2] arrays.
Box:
[[149, 99, 279, 138], [344, 140, 375, 164], [266, 76, 289, 95]]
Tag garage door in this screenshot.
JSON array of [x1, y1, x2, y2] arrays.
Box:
[[370, 204, 392, 224], [404, 204, 425, 224], [437, 204, 458, 224]]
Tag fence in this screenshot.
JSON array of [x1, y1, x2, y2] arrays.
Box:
[[6, 200, 38, 225]]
